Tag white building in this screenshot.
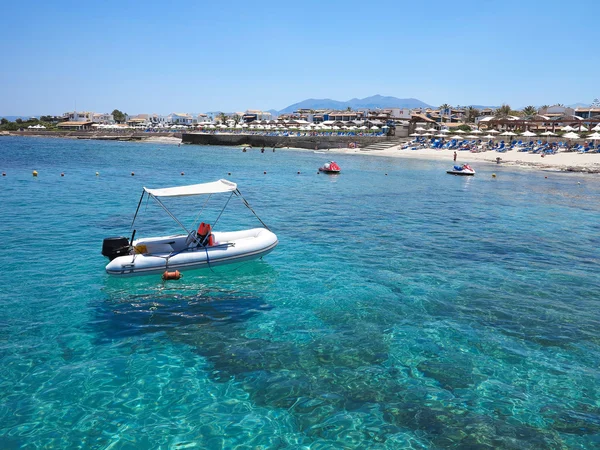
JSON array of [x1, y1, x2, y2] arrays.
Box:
[[167, 113, 195, 125], [64, 111, 115, 124], [197, 113, 211, 124], [92, 113, 115, 124]]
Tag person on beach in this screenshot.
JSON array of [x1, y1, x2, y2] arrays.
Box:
[[453, 151, 457, 161]]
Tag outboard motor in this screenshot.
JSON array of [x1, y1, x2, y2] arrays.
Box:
[[102, 236, 131, 261]]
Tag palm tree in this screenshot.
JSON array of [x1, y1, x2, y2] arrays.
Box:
[[466, 106, 480, 123], [497, 104, 511, 117], [439, 104, 451, 123], [217, 112, 227, 124], [522, 105, 537, 117]]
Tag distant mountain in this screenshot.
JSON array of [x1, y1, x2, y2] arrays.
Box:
[[567, 103, 590, 108], [278, 95, 432, 113]]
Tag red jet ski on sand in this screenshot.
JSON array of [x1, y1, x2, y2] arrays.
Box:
[[319, 161, 341, 174]]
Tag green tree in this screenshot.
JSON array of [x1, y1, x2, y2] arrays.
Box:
[[522, 106, 537, 117], [111, 109, 126, 123], [1, 118, 8, 125], [216, 112, 228, 124], [15, 118, 23, 124], [466, 106, 480, 123], [497, 104, 511, 117]]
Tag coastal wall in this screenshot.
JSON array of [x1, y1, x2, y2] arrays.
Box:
[[181, 133, 403, 150]]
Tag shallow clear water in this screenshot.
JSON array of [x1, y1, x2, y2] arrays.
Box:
[[1, 136, 599, 449]]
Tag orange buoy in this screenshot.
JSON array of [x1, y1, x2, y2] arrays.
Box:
[[32, 170, 38, 177], [162, 270, 181, 281]]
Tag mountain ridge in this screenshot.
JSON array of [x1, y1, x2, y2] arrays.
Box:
[[277, 95, 432, 114]]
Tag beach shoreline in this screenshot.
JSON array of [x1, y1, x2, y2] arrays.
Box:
[[306, 144, 600, 174], [5, 132, 600, 173]]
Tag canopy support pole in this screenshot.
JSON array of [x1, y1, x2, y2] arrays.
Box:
[[234, 189, 271, 231], [131, 189, 146, 229], [149, 194, 190, 235]]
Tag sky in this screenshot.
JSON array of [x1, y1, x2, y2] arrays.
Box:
[[1, 0, 598, 116]]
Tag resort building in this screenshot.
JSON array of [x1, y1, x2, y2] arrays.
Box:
[[197, 113, 211, 124], [574, 107, 600, 119], [92, 113, 115, 124], [57, 121, 93, 130], [242, 110, 272, 123], [167, 113, 195, 125], [538, 105, 575, 118]]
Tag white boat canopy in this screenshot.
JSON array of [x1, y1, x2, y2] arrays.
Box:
[[144, 179, 237, 197]]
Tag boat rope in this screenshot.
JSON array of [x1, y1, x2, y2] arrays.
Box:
[[234, 189, 271, 231]]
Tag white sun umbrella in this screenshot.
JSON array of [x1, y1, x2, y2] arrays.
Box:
[[409, 133, 421, 137], [415, 126, 426, 131], [484, 134, 496, 139], [592, 124, 600, 131], [563, 131, 580, 139], [521, 131, 537, 137], [541, 131, 556, 136], [454, 129, 465, 134], [471, 129, 482, 134], [578, 125, 589, 132], [465, 135, 477, 139], [359, 126, 368, 130], [371, 126, 380, 130], [561, 125, 575, 131], [587, 132, 600, 141], [440, 129, 450, 133], [450, 135, 464, 139], [501, 131, 517, 136], [435, 133, 446, 138], [487, 129, 500, 134]]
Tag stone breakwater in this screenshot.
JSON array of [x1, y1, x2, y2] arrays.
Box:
[[181, 133, 400, 150]]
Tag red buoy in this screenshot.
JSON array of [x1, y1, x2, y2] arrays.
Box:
[[162, 270, 181, 281]]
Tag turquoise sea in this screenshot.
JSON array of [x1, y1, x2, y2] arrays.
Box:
[[1, 136, 599, 449]]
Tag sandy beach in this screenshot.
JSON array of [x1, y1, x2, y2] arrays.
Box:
[[321, 144, 600, 173]]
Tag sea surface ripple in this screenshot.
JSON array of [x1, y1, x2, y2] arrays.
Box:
[[1, 136, 599, 449]]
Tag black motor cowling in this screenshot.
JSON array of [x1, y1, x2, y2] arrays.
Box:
[[102, 236, 131, 261]]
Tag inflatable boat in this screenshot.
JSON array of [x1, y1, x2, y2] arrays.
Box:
[[319, 161, 341, 174], [102, 179, 278, 278], [447, 164, 475, 176]]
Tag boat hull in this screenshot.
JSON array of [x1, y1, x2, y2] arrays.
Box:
[[446, 170, 475, 176], [318, 168, 341, 174], [105, 228, 278, 277]]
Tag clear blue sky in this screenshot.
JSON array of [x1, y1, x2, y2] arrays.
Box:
[[1, 0, 598, 115]]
